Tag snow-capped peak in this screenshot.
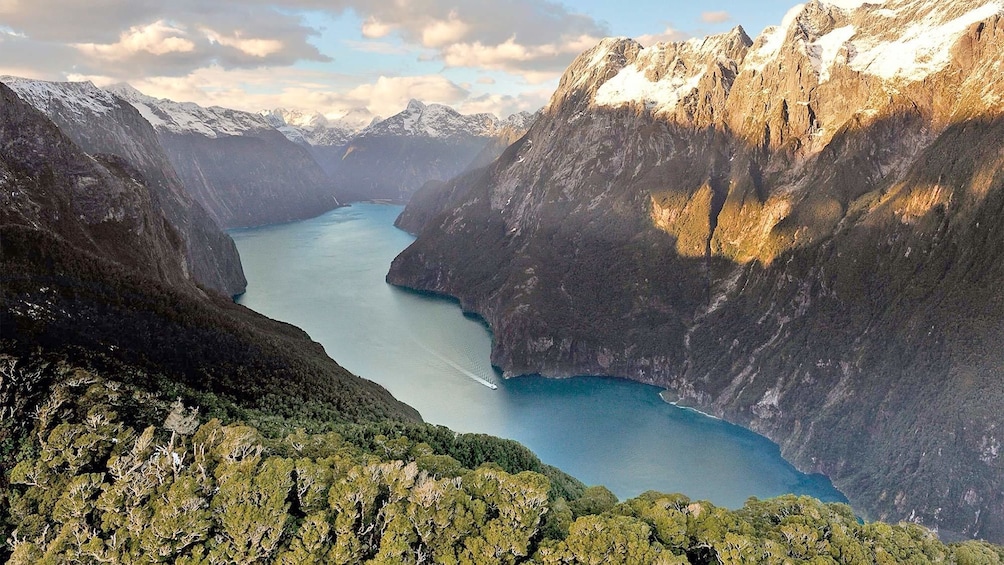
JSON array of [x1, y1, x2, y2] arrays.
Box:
[[359, 100, 504, 139], [261, 107, 378, 147], [586, 27, 751, 115], [746, 0, 1004, 84], [107, 83, 274, 138], [2, 76, 123, 117]]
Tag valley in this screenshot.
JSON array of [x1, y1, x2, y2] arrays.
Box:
[[2, 0, 1004, 559]]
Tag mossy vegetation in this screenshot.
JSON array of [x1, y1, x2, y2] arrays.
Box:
[[4, 359, 1003, 564]]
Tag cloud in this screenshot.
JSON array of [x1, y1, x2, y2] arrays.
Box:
[[635, 26, 689, 47], [441, 34, 600, 82], [74, 21, 195, 60], [0, 0, 619, 116], [342, 75, 469, 116], [701, 11, 732, 24], [477, 76, 496, 85], [343, 40, 410, 55], [420, 11, 470, 48], [201, 29, 284, 58], [1, 0, 330, 77], [457, 90, 550, 117], [361, 16, 393, 39], [66, 65, 470, 118], [341, 0, 607, 81]]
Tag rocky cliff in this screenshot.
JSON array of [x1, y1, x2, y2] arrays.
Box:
[[109, 85, 338, 229], [1, 81, 419, 433], [333, 100, 533, 203], [389, 0, 1004, 542], [3, 78, 246, 296]]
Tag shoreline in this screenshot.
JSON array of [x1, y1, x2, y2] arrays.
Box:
[[659, 390, 723, 420]]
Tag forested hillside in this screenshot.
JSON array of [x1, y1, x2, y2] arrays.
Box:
[[5, 359, 1004, 564]]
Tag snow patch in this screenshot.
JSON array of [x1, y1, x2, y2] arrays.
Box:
[[3, 76, 120, 117], [594, 64, 705, 113], [809, 25, 857, 82], [847, 1, 1004, 83], [825, 0, 879, 9], [747, 4, 807, 71], [358, 99, 503, 139], [106, 83, 274, 138]]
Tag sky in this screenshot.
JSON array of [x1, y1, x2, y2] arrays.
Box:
[[0, 1, 800, 120]]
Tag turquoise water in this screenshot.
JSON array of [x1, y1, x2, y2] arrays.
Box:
[[231, 203, 845, 506]]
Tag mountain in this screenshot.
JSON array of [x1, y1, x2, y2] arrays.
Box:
[[108, 84, 338, 228], [332, 99, 534, 203], [3, 77, 246, 296], [388, 0, 1004, 542], [261, 107, 378, 176], [1, 79, 419, 452]]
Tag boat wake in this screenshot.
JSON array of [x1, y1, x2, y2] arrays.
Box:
[[413, 338, 498, 390]]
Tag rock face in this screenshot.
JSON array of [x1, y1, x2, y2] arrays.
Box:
[[3, 78, 246, 296], [333, 100, 534, 203], [109, 85, 338, 229], [389, 0, 1004, 542], [0, 83, 192, 288], [1, 81, 420, 431]]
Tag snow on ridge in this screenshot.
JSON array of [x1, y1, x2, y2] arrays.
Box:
[[359, 99, 503, 139], [808, 25, 857, 82], [846, 0, 1004, 82], [591, 32, 744, 114], [2, 76, 120, 117], [108, 84, 273, 138], [747, 3, 808, 71], [825, 0, 883, 9], [594, 65, 705, 112]]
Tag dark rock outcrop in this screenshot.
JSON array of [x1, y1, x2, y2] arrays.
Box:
[[3, 78, 246, 296]]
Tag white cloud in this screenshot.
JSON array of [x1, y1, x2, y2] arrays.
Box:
[[343, 75, 469, 116], [701, 11, 732, 24], [441, 34, 600, 80], [203, 29, 284, 58], [361, 17, 393, 39], [74, 21, 195, 60], [340, 0, 607, 82], [420, 11, 470, 48], [458, 89, 550, 117]]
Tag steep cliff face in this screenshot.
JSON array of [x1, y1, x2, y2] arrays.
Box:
[[3, 78, 246, 296], [1, 82, 420, 435], [333, 100, 533, 203], [0, 83, 190, 287], [389, 0, 1004, 541], [108, 85, 338, 229]]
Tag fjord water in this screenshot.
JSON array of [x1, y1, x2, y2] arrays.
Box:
[[231, 203, 845, 506]]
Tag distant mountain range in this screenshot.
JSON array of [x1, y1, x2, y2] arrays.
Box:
[[331, 99, 536, 203], [3, 77, 533, 228], [389, 0, 1004, 542]]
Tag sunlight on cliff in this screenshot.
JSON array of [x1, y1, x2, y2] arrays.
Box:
[[650, 186, 712, 259], [891, 183, 952, 224], [650, 190, 797, 265]]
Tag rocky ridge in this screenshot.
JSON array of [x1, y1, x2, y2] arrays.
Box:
[[333, 100, 535, 202], [389, 0, 1004, 541], [3, 77, 246, 296], [261, 107, 378, 175], [108, 85, 338, 228]]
